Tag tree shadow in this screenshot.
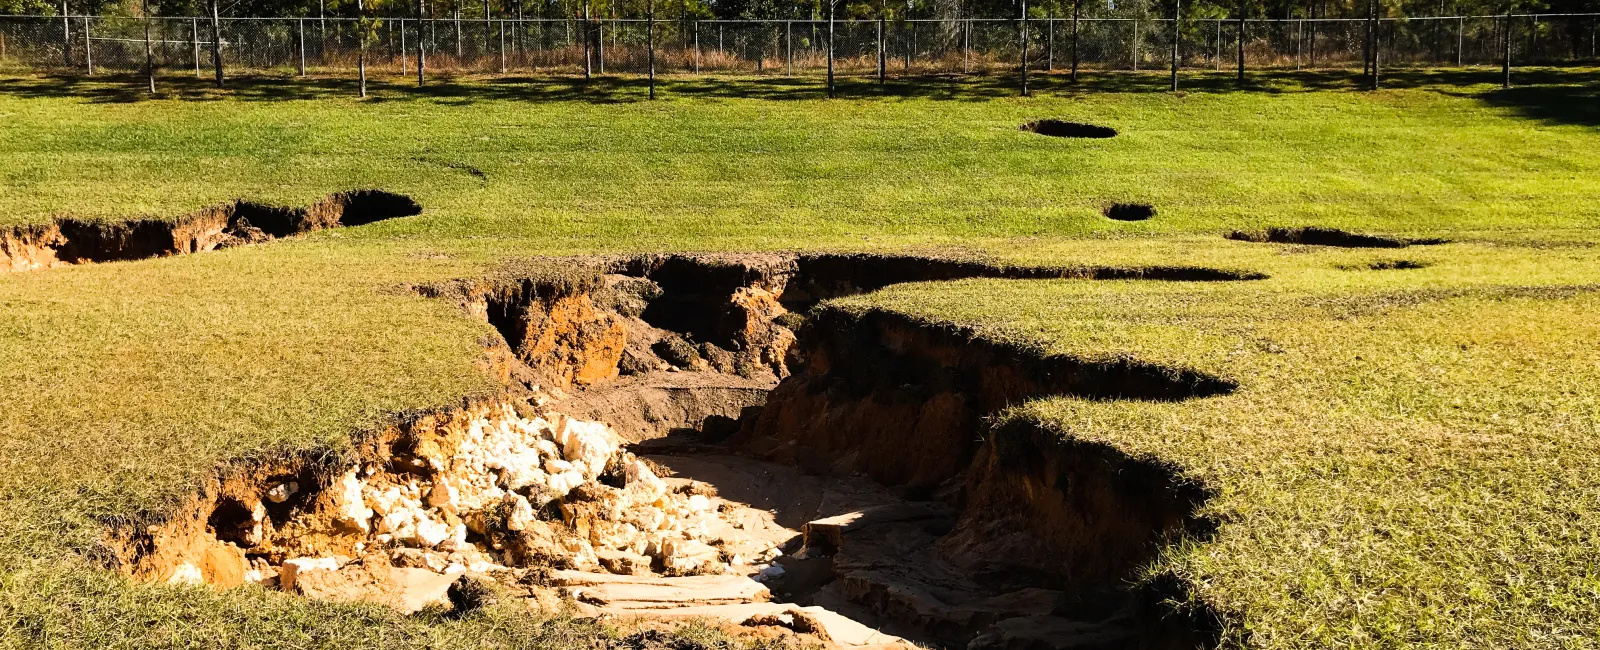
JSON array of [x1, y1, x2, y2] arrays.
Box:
[[1, 66, 1594, 124]]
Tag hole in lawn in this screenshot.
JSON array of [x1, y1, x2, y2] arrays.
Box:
[[3, 189, 421, 271], [1227, 227, 1446, 249], [1021, 119, 1119, 139], [111, 253, 1238, 650], [1104, 203, 1157, 221]]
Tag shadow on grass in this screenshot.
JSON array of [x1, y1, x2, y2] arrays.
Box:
[[2, 65, 1595, 120]]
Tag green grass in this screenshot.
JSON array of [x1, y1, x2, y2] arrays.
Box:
[[0, 68, 1598, 648]]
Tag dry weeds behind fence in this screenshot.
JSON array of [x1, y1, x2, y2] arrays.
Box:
[[1, 12, 1596, 80]]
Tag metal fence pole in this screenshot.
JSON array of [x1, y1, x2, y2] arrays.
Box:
[[1457, 16, 1463, 65], [1215, 19, 1221, 70], [498, 19, 505, 73], [1047, 14, 1054, 71], [1132, 18, 1139, 71], [786, 20, 792, 75], [192, 18, 200, 76], [1171, 3, 1181, 91], [401, 18, 408, 73], [83, 15, 92, 74], [693, 20, 699, 74], [298, 18, 307, 75], [647, 0, 655, 98]]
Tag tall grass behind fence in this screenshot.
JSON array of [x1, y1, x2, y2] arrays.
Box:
[[1, 13, 1596, 77]]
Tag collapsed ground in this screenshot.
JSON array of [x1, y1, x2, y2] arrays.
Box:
[[111, 252, 1238, 648], [1, 71, 1598, 650]]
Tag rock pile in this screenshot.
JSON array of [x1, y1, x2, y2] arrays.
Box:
[[236, 403, 781, 603]]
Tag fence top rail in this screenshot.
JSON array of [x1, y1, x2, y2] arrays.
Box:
[[7, 11, 1599, 22]]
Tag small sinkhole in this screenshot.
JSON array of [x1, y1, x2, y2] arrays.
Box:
[[1103, 203, 1156, 222], [1021, 119, 1119, 139]]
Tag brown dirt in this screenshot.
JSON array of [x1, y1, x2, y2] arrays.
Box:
[[1, 190, 419, 272], [103, 252, 1245, 648], [0, 224, 67, 272]]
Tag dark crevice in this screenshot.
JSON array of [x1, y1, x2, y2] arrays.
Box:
[[1228, 227, 1447, 249], [1021, 119, 1119, 139], [1104, 202, 1157, 222], [2, 189, 420, 270]]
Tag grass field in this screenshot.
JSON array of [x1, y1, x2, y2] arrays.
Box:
[[1, 67, 1598, 648]]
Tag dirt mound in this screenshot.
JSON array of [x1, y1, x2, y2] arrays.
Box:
[[1227, 227, 1446, 249], [1103, 203, 1156, 222], [1020, 120, 1119, 139], [1, 190, 419, 271]]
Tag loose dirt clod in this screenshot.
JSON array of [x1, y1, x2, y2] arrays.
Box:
[[1103, 203, 1156, 222], [1227, 227, 1446, 249], [1020, 120, 1119, 139]]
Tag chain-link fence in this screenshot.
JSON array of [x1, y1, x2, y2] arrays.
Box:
[[1, 12, 1596, 78]]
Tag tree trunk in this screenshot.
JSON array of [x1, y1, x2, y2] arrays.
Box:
[[210, 0, 224, 88]]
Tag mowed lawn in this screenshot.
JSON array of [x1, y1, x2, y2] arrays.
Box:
[[0, 69, 1597, 649]]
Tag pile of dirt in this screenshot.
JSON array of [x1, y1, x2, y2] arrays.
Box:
[[1, 190, 419, 272], [1227, 227, 1446, 249], [1020, 120, 1119, 139]]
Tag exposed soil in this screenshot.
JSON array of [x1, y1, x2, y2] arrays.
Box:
[[0, 190, 419, 272], [1103, 203, 1157, 222], [1227, 227, 1447, 249], [1020, 120, 1119, 139], [104, 252, 1240, 649]]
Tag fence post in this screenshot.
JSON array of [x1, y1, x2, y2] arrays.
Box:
[[83, 15, 92, 74], [358, 0, 367, 97], [693, 20, 699, 74], [786, 20, 792, 75], [827, 1, 835, 97], [499, 19, 505, 73], [192, 18, 200, 76], [1295, 18, 1301, 68], [400, 19, 407, 73], [1047, 13, 1054, 71], [581, 0, 591, 79], [1020, 0, 1029, 96], [964, 16, 972, 74], [596, 17, 603, 74], [1457, 16, 1463, 66], [647, 0, 655, 98], [1214, 19, 1220, 70], [417, 0, 426, 85], [1132, 18, 1139, 71]]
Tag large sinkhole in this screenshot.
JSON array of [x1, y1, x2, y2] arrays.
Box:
[[108, 253, 1234, 649]]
